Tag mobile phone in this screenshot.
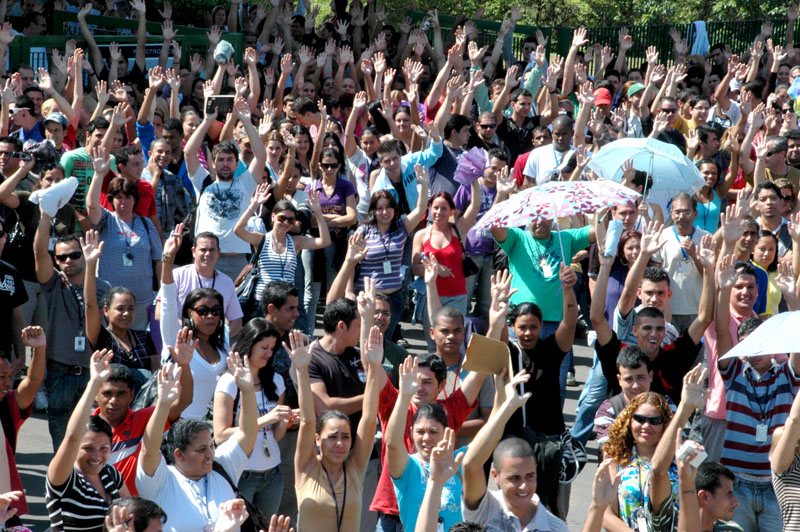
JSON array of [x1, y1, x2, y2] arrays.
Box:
[[205, 95, 235, 116]]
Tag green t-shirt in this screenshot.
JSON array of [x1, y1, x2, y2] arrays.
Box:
[[60, 148, 117, 210], [498, 226, 590, 322]]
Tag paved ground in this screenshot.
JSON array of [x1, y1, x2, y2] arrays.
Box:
[[14, 321, 600, 531]]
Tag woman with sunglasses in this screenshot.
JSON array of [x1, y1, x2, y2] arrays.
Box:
[[87, 147, 163, 330], [602, 364, 707, 531], [234, 182, 330, 312], [82, 230, 158, 393], [159, 226, 229, 420]]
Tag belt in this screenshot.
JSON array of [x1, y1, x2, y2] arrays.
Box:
[[47, 360, 87, 375]]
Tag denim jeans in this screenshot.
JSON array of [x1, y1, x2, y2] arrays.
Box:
[[464, 254, 493, 322], [570, 353, 609, 445], [238, 466, 283, 520], [732, 477, 782, 532], [293, 255, 311, 335], [374, 513, 404, 532], [45, 370, 90, 451], [385, 289, 405, 344], [301, 248, 316, 335]]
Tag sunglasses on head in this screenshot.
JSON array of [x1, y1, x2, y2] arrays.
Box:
[[632, 413, 665, 425], [55, 251, 82, 261], [276, 214, 296, 223], [320, 162, 339, 170], [192, 305, 223, 318]]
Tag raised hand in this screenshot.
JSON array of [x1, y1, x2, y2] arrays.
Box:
[[421, 252, 442, 283], [228, 351, 255, 391], [162, 19, 177, 41], [774, 260, 797, 296], [104, 502, 133, 532], [165, 68, 180, 91], [214, 499, 249, 532], [717, 253, 738, 290], [697, 234, 715, 270], [414, 163, 429, 188], [719, 203, 744, 243], [280, 53, 294, 74], [168, 326, 196, 366], [156, 362, 181, 405], [398, 355, 422, 397], [345, 231, 367, 263], [504, 64, 521, 89], [571, 27, 589, 49], [283, 330, 312, 368], [90, 349, 113, 382], [232, 97, 251, 121], [148, 65, 166, 89], [267, 514, 295, 532], [110, 102, 133, 127], [80, 229, 104, 263], [681, 363, 708, 410], [162, 222, 184, 258], [21, 326, 46, 349], [207, 25, 222, 47], [559, 263, 577, 289], [428, 427, 464, 483], [157, 0, 172, 19], [503, 369, 532, 408], [489, 269, 516, 319], [645, 45, 658, 65], [130, 0, 146, 13], [640, 221, 666, 256], [592, 458, 623, 509], [91, 146, 111, 176], [364, 325, 383, 366], [356, 275, 376, 319]]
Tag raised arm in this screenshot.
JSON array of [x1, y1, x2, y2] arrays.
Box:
[[226, 352, 259, 456], [414, 428, 464, 532], [405, 164, 430, 231], [139, 363, 183, 477], [562, 28, 589, 96], [686, 235, 716, 344], [386, 356, 418, 478], [555, 264, 579, 352], [185, 110, 217, 178], [15, 326, 47, 411], [591, 243, 616, 346], [462, 370, 531, 510], [233, 182, 270, 247], [618, 221, 666, 318], [87, 146, 111, 226], [47, 350, 114, 486], [582, 459, 623, 532], [650, 364, 707, 512], [351, 325, 383, 470], [81, 230, 104, 345], [287, 331, 317, 473], [771, 375, 800, 475], [455, 179, 482, 235], [676, 433, 703, 532]]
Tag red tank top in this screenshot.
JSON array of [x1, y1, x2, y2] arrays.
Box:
[[423, 226, 466, 297]]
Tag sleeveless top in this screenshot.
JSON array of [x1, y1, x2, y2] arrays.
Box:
[[422, 226, 466, 297], [255, 232, 297, 301], [695, 189, 722, 233]]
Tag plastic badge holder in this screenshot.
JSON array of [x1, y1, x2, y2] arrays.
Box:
[[676, 440, 707, 468], [604, 219, 624, 257]]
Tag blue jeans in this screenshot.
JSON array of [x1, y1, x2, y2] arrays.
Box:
[[570, 353, 608, 445], [238, 466, 283, 520], [732, 477, 782, 532], [374, 513, 403, 532], [293, 256, 310, 335], [45, 370, 90, 451], [464, 254, 493, 322], [386, 289, 405, 344]]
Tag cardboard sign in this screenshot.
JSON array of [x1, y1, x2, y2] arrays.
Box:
[[463, 334, 511, 375]]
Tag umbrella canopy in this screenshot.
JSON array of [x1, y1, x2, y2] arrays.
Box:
[[719, 311, 800, 361], [475, 180, 641, 230], [586, 137, 705, 210]]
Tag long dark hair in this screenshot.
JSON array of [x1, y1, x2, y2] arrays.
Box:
[[231, 318, 281, 401], [181, 288, 227, 352], [365, 189, 400, 233]]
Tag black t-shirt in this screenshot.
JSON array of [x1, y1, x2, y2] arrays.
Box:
[[596, 330, 701, 405], [0, 260, 28, 354], [505, 335, 567, 436], [306, 340, 366, 429], [496, 115, 540, 165], [429, 145, 463, 200]]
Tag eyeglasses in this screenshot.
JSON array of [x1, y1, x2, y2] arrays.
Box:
[[632, 413, 665, 425], [55, 251, 83, 261], [192, 305, 223, 317], [374, 309, 391, 317], [276, 214, 296, 224], [660, 108, 677, 114], [479, 123, 497, 129], [320, 162, 339, 170], [783, 195, 794, 201], [783, 108, 794, 114]]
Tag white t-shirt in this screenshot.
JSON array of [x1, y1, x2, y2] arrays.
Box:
[[462, 489, 569, 532], [156, 264, 244, 322], [136, 437, 248, 532], [651, 226, 710, 315], [215, 372, 285, 471], [347, 147, 372, 222], [521, 144, 577, 185], [709, 99, 741, 131], [190, 166, 258, 254]]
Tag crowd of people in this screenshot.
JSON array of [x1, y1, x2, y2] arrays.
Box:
[[3, 0, 800, 531]]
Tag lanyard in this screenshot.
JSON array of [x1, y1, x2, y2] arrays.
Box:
[[378, 228, 392, 261], [444, 354, 465, 399], [673, 226, 695, 261], [188, 475, 213, 526], [744, 366, 770, 421], [63, 273, 85, 334], [196, 269, 217, 290], [321, 462, 347, 532], [269, 233, 290, 279]]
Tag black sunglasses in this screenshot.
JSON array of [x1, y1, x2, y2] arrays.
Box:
[[660, 108, 677, 114], [783, 195, 794, 201], [320, 162, 339, 170], [276, 214, 296, 223], [55, 251, 83, 261], [192, 305, 223, 318], [632, 413, 665, 425], [479, 123, 497, 129]]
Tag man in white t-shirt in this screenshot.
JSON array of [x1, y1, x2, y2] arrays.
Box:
[[155, 232, 244, 337], [521, 115, 577, 187], [184, 100, 266, 280]]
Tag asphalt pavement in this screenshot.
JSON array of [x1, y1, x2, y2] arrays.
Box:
[[14, 322, 600, 531]]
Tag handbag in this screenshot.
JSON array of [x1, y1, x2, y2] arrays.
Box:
[[452, 224, 480, 277], [235, 238, 265, 319], [212, 462, 271, 532]]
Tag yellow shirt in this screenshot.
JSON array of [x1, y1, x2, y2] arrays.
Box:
[[296, 459, 364, 532]]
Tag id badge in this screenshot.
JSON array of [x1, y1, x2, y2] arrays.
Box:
[[204, 525, 214, 532], [123, 254, 133, 267], [382, 260, 392, 274], [756, 423, 768, 443], [74, 336, 86, 352], [636, 517, 648, 532], [48, 236, 57, 251], [437, 518, 444, 532], [540, 258, 553, 278]]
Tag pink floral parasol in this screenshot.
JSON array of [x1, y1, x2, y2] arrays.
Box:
[[475, 180, 641, 230]]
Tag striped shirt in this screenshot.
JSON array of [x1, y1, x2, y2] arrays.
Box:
[[46, 466, 124, 532], [255, 232, 297, 301], [721, 358, 800, 476], [773, 452, 800, 531], [355, 218, 409, 292]]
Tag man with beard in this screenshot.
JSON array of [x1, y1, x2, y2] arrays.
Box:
[[184, 100, 266, 280]]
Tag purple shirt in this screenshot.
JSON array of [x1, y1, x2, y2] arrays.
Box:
[[453, 182, 497, 255], [308, 177, 356, 217]]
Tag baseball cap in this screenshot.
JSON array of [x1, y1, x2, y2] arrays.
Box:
[[44, 112, 68, 128], [593, 87, 612, 106], [627, 83, 645, 98]]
